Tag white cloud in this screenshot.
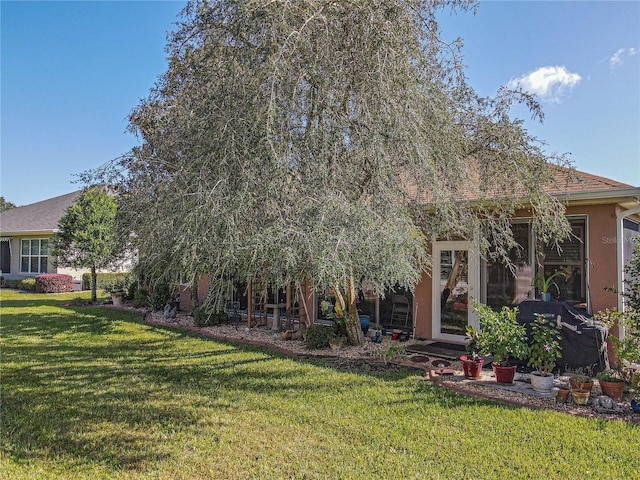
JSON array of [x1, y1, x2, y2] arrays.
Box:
[[609, 47, 637, 68], [507, 66, 582, 103]]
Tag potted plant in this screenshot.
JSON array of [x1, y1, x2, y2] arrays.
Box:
[[460, 326, 485, 380], [593, 308, 639, 401], [554, 385, 570, 403], [595, 369, 625, 402], [105, 277, 128, 307], [527, 314, 562, 392], [571, 389, 590, 405], [532, 271, 567, 302], [474, 302, 528, 384], [568, 367, 594, 393], [595, 308, 640, 376]]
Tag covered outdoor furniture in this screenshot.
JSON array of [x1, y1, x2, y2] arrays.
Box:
[[515, 300, 609, 373]]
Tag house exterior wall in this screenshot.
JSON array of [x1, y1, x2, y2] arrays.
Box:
[[413, 245, 433, 340], [179, 275, 210, 311], [413, 203, 625, 341], [5, 235, 55, 279], [2, 233, 124, 285], [56, 266, 92, 282], [567, 203, 618, 315]]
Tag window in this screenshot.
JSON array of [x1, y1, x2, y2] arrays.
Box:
[[20, 238, 49, 274], [485, 222, 533, 309], [623, 219, 639, 269], [623, 219, 639, 296], [484, 218, 587, 308], [538, 219, 586, 304]]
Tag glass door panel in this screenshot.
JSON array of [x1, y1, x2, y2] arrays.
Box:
[[432, 241, 479, 342], [439, 249, 469, 336]]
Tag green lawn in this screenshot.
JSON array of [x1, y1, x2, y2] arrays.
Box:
[[1, 290, 638, 479]]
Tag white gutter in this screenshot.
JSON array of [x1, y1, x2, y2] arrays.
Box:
[[460, 187, 640, 210], [554, 187, 640, 203], [0, 230, 57, 236], [616, 204, 640, 318]]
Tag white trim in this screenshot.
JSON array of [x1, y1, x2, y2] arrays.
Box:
[[0, 231, 55, 237], [617, 206, 640, 314], [431, 241, 479, 342], [19, 238, 50, 275], [553, 187, 640, 203]]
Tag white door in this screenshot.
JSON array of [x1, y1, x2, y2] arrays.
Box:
[[432, 241, 480, 342]]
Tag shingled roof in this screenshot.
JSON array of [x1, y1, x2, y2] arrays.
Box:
[[0, 191, 81, 235], [546, 166, 634, 195], [407, 165, 638, 205]]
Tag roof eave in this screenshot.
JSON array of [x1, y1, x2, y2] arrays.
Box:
[[0, 230, 57, 237], [553, 187, 640, 207], [419, 187, 640, 211]]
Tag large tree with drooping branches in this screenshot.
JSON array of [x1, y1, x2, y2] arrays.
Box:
[[90, 0, 571, 345]]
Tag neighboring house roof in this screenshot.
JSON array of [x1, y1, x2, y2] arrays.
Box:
[[0, 191, 81, 236]]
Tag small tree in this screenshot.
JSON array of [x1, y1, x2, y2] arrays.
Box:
[[51, 187, 122, 303], [0, 197, 17, 212]]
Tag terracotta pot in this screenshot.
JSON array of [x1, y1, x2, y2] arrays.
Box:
[[571, 389, 590, 405], [492, 363, 517, 384], [599, 380, 625, 401], [555, 387, 570, 403], [530, 371, 555, 393], [569, 378, 594, 393], [460, 355, 484, 380]]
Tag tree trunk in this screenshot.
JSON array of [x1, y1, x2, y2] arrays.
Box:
[[341, 275, 365, 346], [191, 274, 200, 310], [441, 250, 466, 307], [91, 265, 97, 304]]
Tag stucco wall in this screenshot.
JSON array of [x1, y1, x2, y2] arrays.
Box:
[[413, 204, 624, 340], [179, 274, 210, 311], [413, 245, 433, 340], [4, 235, 56, 279], [564, 204, 619, 314]]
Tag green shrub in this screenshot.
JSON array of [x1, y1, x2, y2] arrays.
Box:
[[81, 272, 129, 291], [18, 279, 36, 292], [193, 306, 226, 327], [126, 279, 138, 301], [2, 279, 19, 289], [133, 288, 150, 308], [304, 324, 336, 349], [148, 281, 174, 311]]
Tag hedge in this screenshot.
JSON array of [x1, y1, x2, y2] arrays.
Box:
[[35, 274, 73, 293], [82, 272, 129, 291], [2, 278, 36, 292]]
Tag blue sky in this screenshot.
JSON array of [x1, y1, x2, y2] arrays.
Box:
[[2, 1, 639, 207]]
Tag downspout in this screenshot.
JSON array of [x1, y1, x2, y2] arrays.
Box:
[[616, 204, 640, 314]]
